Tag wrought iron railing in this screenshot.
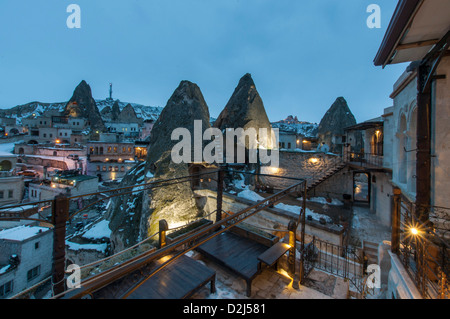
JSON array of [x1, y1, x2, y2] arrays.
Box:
[[397, 194, 450, 299], [303, 236, 366, 297], [345, 152, 384, 168]]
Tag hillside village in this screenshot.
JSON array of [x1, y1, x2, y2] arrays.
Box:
[[0, 0, 449, 302]]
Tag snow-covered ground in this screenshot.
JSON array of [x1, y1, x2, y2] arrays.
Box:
[[237, 188, 333, 223]]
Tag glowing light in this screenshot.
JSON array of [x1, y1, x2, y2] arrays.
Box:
[[268, 167, 280, 174], [51, 184, 56, 188], [55, 139, 61, 144], [309, 157, 319, 164], [410, 227, 419, 236]]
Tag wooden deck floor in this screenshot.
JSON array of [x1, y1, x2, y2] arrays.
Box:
[[91, 254, 216, 299]]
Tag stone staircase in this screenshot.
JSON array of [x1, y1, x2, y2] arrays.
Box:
[[307, 160, 347, 192], [363, 241, 379, 266]]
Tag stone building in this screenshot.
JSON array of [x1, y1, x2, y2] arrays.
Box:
[[28, 170, 98, 201], [373, 0, 450, 299], [0, 153, 24, 207], [0, 225, 53, 299], [87, 137, 136, 181]]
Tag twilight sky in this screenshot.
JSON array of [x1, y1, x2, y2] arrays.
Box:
[[0, 0, 408, 123]]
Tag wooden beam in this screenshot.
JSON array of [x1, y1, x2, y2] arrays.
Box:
[[397, 39, 439, 51]]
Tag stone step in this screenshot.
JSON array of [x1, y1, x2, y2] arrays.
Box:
[[332, 277, 350, 299]]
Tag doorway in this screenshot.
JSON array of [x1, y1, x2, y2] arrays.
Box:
[[353, 172, 370, 203]]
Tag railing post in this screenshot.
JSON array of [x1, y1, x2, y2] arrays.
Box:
[[52, 194, 69, 296], [216, 168, 224, 224], [392, 188, 402, 254], [158, 219, 169, 249], [288, 220, 298, 289]]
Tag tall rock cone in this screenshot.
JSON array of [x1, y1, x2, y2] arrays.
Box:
[[111, 100, 121, 121], [317, 97, 357, 153], [65, 80, 105, 132], [105, 81, 211, 252], [214, 73, 275, 163]]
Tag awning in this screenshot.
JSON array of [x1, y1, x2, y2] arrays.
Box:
[[374, 0, 450, 67]]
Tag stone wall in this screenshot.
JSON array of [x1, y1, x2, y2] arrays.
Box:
[[431, 56, 450, 239], [259, 151, 342, 190], [194, 189, 346, 246]]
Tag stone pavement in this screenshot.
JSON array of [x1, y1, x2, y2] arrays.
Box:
[[190, 251, 348, 300]]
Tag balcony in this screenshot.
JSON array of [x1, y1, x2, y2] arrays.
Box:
[[344, 152, 384, 168]]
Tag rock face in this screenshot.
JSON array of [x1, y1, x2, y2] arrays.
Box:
[[105, 81, 211, 252], [118, 103, 142, 125], [214, 73, 274, 156], [65, 80, 105, 132], [317, 97, 357, 153], [111, 100, 121, 121]]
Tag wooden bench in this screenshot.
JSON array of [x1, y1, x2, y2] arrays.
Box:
[[124, 255, 216, 299], [258, 242, 291, 269], [196, 226, 279, 297]]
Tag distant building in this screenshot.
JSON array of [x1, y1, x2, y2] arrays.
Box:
[[0, 225, 53, 299], [0, 153, 24, 207], [87, 138, 136, 181], [28, 170, 98, 201]]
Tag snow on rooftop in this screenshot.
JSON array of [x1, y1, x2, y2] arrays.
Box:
[[0, 225, 50, 241], [0, 142, 21, 155], [81, 219, 111, 240], [66, 241, 108, 252]]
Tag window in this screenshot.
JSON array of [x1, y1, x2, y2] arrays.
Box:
[[122, 147, 126, 153], [113, 147, 117, 153], [35, 242, 39, 249], [288, 143, 291, 149], [0, 280, 13, 297], [43, 133, 47, 138], [0, 191, 4, 199], [27, 265, 40, 281], [102, 166, 106, 171], [97, 166, 100, 171], [8, 190, 13, 198], [107, 147, 112, 153]]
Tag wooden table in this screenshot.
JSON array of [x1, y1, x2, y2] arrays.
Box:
[[125, 255, 216, 299]]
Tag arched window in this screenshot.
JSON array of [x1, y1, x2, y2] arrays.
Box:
[[398, 114, 407, 184], [0, 160, 12, 171], [371, 129, 383, 156]]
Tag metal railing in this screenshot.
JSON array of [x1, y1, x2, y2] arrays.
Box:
[[396, 194, 450, 299], [345, 152, 384, 168], [2, 168, 308, 299], [53, 169, 307, 299], [303, 236, 365, 296]]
